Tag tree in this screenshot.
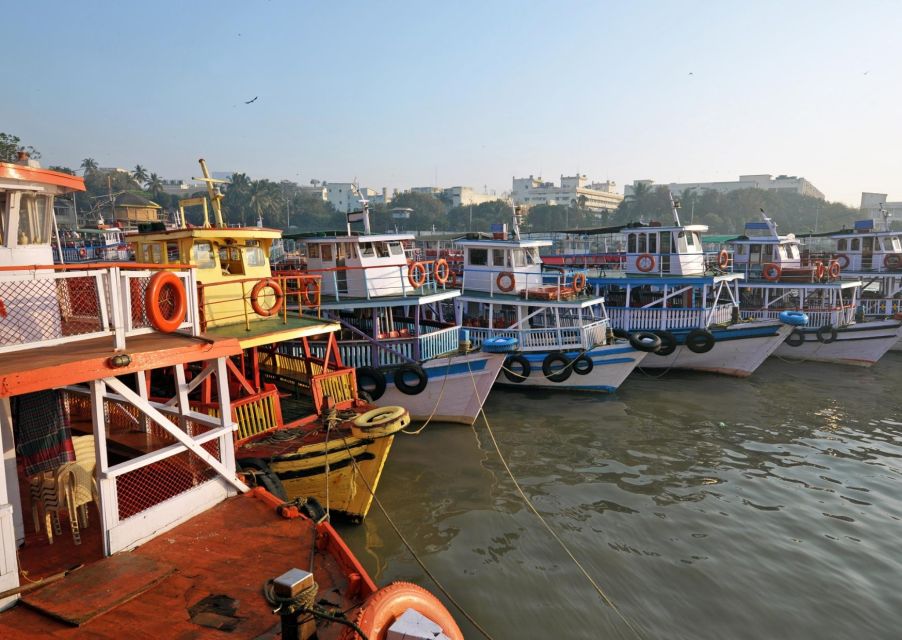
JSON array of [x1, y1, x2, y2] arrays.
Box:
[[372, 191, 448, 232], [0, 133, 40, 162], [133, 164, 149, 184], [309, 179, 320, 188], [249, 179, 283, 227], [80, 158, 98, 175], [146, 173, 164, 199]]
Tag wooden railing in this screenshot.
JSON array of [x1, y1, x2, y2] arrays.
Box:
[[191, 387, 283, 446]]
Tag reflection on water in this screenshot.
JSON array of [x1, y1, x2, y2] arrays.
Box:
[[339, 357, 902, 640]]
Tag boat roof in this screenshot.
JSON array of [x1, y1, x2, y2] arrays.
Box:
[[303, 233, 413, 244], [456, 289, 606, 308], [455, 238, 552, 249], [132, 226, 282, 242], [0, 162, 86, 193], [589, 273, 745, 286], [316, 288, 459, 311], [549, 221, 708, 235]]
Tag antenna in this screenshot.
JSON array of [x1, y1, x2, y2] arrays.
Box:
[[191, 159, 229, 227], [350, 182, 372, 235], [668, 191, 682, 226], [880, 203, 891, 231]]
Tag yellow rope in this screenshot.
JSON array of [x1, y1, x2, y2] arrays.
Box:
[[402, 353, 454, 435]]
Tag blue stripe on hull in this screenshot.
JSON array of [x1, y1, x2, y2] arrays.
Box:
[[385, 357, 489, 382]]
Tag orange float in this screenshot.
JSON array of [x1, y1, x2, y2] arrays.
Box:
[[408, 262, 427, 288], [145, 271, 187, 333], [572, 272, 587, 291], [496, 271, 515, 292], [762, 262, 782, 282], [717, 249, 730, 269], [340, 581, 463, 640], [434, 258, 450, 285], [250, 278, 284, 317], [636, 253, 655, 273]]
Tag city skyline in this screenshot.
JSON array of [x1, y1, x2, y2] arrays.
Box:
[[5, 1, 901, 207]]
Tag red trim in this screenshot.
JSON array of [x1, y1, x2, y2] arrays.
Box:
[[0, 162, 86, 192]]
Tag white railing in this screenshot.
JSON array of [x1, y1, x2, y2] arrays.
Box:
[[465, 319, 607, 352], [739, 305, 856, 327], [858, 298, 902, 317], [607, 303, 733, 331], [305, 324, 460, 368], [461, 266, 589, 300]]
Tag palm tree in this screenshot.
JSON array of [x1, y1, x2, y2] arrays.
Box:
[[146, 173, 164, 200], [310, 179, 320, 188], [624, 181, 653, 220], [249, 180, 281, 226], [80, 158, 98, 175], [133, 164, 149, 184]]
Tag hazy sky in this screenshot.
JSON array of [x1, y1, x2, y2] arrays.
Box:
[[5, 1, 901, 206]]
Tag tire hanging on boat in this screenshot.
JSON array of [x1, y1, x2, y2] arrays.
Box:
[[685, 328, 716, 354], [503, 354, 530, 383], [612, 327, 630, 340], [356, 366, 387, 401], [542, 352, 572, 383], [653, 330, 678, 356], [238, 458, 288, 502], [785, 329, 805, 347], [816, 324, 837, 344], [393, 364, 428, 395], [628, 331, 661, 352], [572, 354, 594, 375]]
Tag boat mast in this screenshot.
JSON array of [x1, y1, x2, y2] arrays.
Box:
[[668, 191, 682, 227], [192, 159, 228, 227]]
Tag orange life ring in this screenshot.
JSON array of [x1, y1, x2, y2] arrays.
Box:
[[78, 248, 87, 259], [884, 253, 902, 270], [763, 262, 782, 282], [828, 260, 841, 279], [434, 258, 450, 285], [145, 271, 187, 333], [496, 271, 515, 292], [250, 278, 284, 317], [572, 272, 587, 291], [717, 249, 730, 269], [408, 261, 427, 289], [636, 253, 655, 273], [834, 253, 849, 269], [339, 582, 463, 640], [814, 260, 825, 280], [300, 278, 319, 305]]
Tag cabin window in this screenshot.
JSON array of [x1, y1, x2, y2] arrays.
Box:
[[192, 241, 216, 269], [787, 245, 799, 259], [360, 242, 375, 258], [218, 246, 246, 275], [749, 244, 761, 263], [511, 249, 526, 268], [492, 249, 508, 267], [165, 241, 180, 263], [469, 248, 488, 266], [837, 239, 847, 251], [735, 244, 747, 256], [891, 236, 902, 252], [851, 239, 860, 251], [689, 233, 699, 247], [245, 246, 266, 267], [308, 243, 320, 259], [17, 193, 52, 245], [777, 246, 787, 260], [321, 243, 333, 261], [763, 245, 773, 259], [638, 234, 647, 253], [627, 234, 637, 253], [676, 231, 688, 253], [150, 243, 163, 264], [525, 247, 539, 265], [648, 233, 657, 254], [388, 242, 404, 257]]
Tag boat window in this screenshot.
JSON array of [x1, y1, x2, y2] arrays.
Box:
[[17, 193, 52, 245], [321, 243, 333, 261], [388, 242, 404, 256], [245, 246, 266, 267], [360, 242, 375, 258], [690, 233, 700, 247], [788, 244, 799, 259], [511, 249, 526, 268], [851, 238, 860, 251], [627, 233, 637, 253], [492, 249, 508, 267], [777, 246, 787, 260], [150, 243, 163, 264], [525, 247, 539, 264], [218, 246, 246, 275], [638, 234, 647, 253], [469, 248, 488, 265], [192, 241, 216, 269], [308, 243, 320, 259], [892, 236, 902, 252], [763, 245, 773, 259], [165, 241, 180, 263], [735, 244, 746, 256], [676, 231, 688, 253], [837, 238, 847, 251], [648, 233, 657, 254], [749, 244, 760, 263]]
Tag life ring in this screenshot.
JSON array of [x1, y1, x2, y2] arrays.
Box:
[[628, 331, 661, 353], [356, 366, 387, 401], [717, 249, 730, 269], [785, 329, 805, 347], [78, 248, 87, 259], [434, 258, 450, 285], [353, 406, 407, 429], [572, 354, 594, 375], [653, 330, 678, 356], [636, 253, 655, 273], [828, 261, 841, 279], [542, 352, 572, 383], [145, 271, 187, 333], [834, 254, 850, 269], [685, 328, 715, 354], [339, 581, 463, 640], [408, 262, 427, 289], [571, 272, 587, 292], [763, 262, 782, 282], [816, 324, 837, 344], [300, 278, 320, 305], [393, 364, 428, 395], [250, 278, 284, 317], [778, 310, 809, 327], [503, 354, 530, 383], [482, 336, 519, 353], [813, 260, 825, 281], [884, 254, 902, 270], [496, 271, 515, 292], [238, 458, 288, 501]]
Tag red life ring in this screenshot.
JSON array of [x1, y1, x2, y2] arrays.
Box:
[[408, 261, 427, 288], [145, 271, 187, 333], [834, 253, 850, 269], [339, 582, 463, 640], [814, 260, 825, 280], [300, 278, 319, 305], [763, 262, 782, 282], [636, 253, 655, 273], [572, 272, 587, 291], [250, 278, 284, 317], [717, 249, 730, 269], [78, 248, 87, 259], [828, 261, 841, 279], [434, 258, 450, 285], [884, 254, 902, 270], [496, 271, 515, 292]]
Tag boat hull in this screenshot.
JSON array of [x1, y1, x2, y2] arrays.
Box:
[[773, 318, 902, 365], [637, 321, 792, 377], [380, 352, 505, 425], [494, 342, 645, 392]]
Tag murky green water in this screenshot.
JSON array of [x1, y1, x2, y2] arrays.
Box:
[[339, 356, 902, 639]]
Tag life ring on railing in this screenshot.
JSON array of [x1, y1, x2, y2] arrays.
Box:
[[717, 249, 730, 269], [434, 258, 450, 285], [763, 262, 782, 282], [78, 248, 87, 259], [814, 260, 825, 281], [355, 366, 387, 401], [884, 254, 902, 270], [571, 272, 587, 292], [636, 253, 656, 273], [300, 278, 320, 305], [250, 278, 284, 317], [145, 271, 187, 333], [339, 581, 463, 640], [393, 364, 428, 395], [408, 261, 427, 289], [834, 254, 850, 269], [496, 271, 516, 292], [828, 261, 841, 279]]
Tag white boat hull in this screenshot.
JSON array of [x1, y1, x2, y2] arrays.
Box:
[[494, 342, 645, 392], [379, 352, 505, 425], [637, 321, 792, 378], [774, 318, 902, 365]]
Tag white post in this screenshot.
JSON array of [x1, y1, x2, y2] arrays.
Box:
[[90, 379, 118, 556], [0, 399, 23, 544], [215, 357, 239, 487]]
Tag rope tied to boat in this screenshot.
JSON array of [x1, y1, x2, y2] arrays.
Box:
[[262, 579, 370, 639], [402, 353, 453, 435]]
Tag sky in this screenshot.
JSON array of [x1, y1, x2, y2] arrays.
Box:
[[4, 0, 902, 206]]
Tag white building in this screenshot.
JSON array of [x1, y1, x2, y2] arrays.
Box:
[[511, 174, 623, 212], [326, 183, 375, 212], [626, 174, 825, 200], [861, 192, 902, 221], [408, 186, 498, 207]]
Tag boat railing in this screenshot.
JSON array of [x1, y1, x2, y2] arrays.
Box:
[[310, 259, 453, 302], [190, 387, 284, 446], [606, 302, 734, 331], [464, 318, 607, 351], [739, 305, 856, 327], [258, 349, 358, 411], [461, 266, 590, 300], [196, 273, 321, 331], [0, 263, 198, 355], [858, 297, 902, 317], [311, 323, 460, 368]]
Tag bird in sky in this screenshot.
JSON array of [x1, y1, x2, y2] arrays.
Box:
[[245, 96, 258, 104]]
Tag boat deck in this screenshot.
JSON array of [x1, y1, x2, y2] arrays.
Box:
[[1, 491, 374, 639], [0, 333, 242, 398], [203, 314, 339, 349]]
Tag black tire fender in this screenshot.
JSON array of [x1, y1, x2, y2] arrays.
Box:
[[356, 366, 387, 401], [653, 330, 678, 356], [572, 354, 594, 375], [786, 329, 805, 347], [542, 352, 572, 383], [393, 364, 428, 395], [816, 325, 837, 344], [685, 328, 716, 354], [629, 331, 662, 353]]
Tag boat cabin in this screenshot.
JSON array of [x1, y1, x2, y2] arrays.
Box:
[[623, 223, 708, 276], [455, 236, 548, 293], [304, 233, 413, 298], [830, 219, 902, 272], [728, 217, 803, 274]]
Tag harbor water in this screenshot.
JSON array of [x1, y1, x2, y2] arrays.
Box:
[[339, 355, 902, 639]]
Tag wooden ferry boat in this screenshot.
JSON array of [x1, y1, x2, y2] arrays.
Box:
[[0, 159, 461, 637]]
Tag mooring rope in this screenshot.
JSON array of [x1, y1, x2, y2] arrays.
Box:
[[402, 353, 454, 435]]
